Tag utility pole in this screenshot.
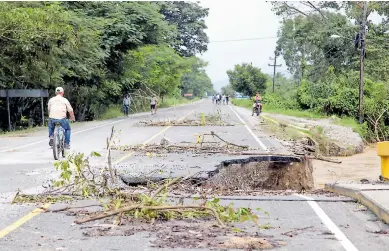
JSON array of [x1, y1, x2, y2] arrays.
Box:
[[359, 1, 368, 124], [268, 50, 282, 93]]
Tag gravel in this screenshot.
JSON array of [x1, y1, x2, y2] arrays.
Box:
[[263, 113, 364, 154]]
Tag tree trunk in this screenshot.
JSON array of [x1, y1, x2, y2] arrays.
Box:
[[77, 104, 88, 121]]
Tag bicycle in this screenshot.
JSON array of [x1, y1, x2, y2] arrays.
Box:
[[52, 122, 66, 160]]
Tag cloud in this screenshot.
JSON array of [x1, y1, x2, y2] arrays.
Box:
[[197, 0, 288, 91]]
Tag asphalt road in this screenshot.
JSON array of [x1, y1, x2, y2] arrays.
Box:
[[0, 99, 388, 251]]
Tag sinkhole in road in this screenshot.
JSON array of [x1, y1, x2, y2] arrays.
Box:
[[120, 155, 314, 191], [206, 155, 314, 191]]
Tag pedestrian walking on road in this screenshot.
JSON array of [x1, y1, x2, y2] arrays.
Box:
[[150, 96, 158, 115], [226, 95, 230, 105], [216, 93, 221, 105], [123, 94, 131, 117]]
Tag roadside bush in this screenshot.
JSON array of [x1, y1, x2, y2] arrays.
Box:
[[98, 105, 123, 120], [297, 67, 389, 142], [263, 92, 299, 110]]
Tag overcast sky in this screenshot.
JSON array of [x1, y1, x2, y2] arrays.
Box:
[[198, 0, 288, 92]]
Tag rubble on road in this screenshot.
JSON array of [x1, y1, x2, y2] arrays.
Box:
[[262, 113, 363, 157], [207, 156, 314, 191], [136, 118, 235, 127], [81, 218, 286, 250], [136, 111, 239, 127], [112, 143, 252, 155], [11, 124, 336, 250], [112, 131, 252, 155]]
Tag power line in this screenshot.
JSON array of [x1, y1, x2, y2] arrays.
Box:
[[209, 36, 277, 43]]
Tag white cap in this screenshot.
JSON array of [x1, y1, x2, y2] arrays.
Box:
[[55, 87, 64, 93]]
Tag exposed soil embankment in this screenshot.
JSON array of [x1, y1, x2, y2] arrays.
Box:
[[261, 113, 364, 157], [207, 156, 314, 191]]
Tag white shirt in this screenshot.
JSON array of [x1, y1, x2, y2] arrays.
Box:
[[48, 95, 73, 119]]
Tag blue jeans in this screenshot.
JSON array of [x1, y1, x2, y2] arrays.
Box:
[[48, 118, 71, 145], [123, 105, 129, 115]]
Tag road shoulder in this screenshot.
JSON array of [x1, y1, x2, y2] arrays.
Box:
[[325, 183, 389, 225]]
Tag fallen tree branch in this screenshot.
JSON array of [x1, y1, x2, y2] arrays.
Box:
[[281, 226, 313, 237], [74, 204, 225, 227], [304, 145, 316, 152], [104, 126, 116, 184], [42, 203, 103, 213], [205, 131, 249, 149], [307, 156, 342, 164], [11, 190, 20, 204], [150, 176, 182, 200]]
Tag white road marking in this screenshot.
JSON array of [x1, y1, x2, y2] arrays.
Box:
[[295, 194, 359, 251], [0, 119, 126, 153], [0, 101, 206, 154], [228, 106, 269, 152], [0, 100, 203, 153]]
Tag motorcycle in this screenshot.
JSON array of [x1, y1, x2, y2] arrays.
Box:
[[252, 101, 262, 116]]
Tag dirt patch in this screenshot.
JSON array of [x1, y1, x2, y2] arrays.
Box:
[[82, 218, 286, 250], [313, 145, 381, 188], [221, 236, 273, 249], [259, 116, 357, 158], [262, 113, 364, 157], [207, 156, 314, 191], [1, 134, 30, 138]]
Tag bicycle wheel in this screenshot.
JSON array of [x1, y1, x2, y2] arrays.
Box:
[[52, 127, 59, 160], [60, 128, 65, 157]]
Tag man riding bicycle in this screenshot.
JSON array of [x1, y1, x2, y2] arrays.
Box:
[[48, 87, 75, 149], [252, 92, 262, 116]]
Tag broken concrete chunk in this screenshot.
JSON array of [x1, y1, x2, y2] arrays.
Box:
[[160, 136, 171, 146]]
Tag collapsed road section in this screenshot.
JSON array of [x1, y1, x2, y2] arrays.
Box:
[[5, 106, 389, 251], [112, 128, 314, 193], [208, 155, 313, 191]]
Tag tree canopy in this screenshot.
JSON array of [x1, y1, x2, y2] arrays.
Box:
[[0, 1, 213, 131], [269, 1, 389, 142], [158, 1, 209, 57], [222, 2, 389, 142], [180, 58, 214, 97], [226, 63, 267, 96]]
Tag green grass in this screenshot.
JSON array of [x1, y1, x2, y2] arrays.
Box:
[[99, 104, 123, 120], [0, 126, 46, 137], [98, 96, 198, 120], [158, 96, 198, 108], [232, 98, 364, 136], [231, 99, 325, 119], [334, 116, 358, 129]]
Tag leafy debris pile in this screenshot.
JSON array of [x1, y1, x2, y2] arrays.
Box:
[[136, 111, 238, 127], [112, 131, 256, 156], [82, 218, 285, 249], [137, 118, 235, 127], [112, 144, 255, 156], [11, 126, 282, 249]]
